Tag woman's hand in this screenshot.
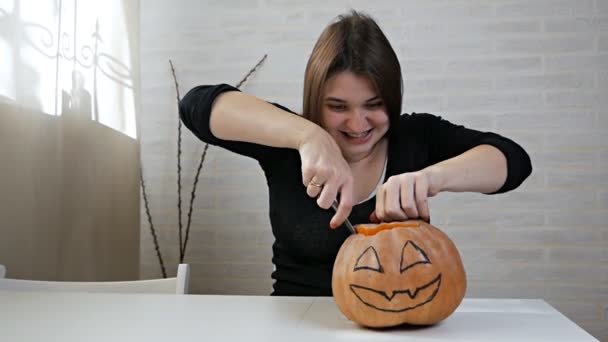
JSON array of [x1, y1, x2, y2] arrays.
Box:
[[297, 125, 354, 229], [370, 144, 510, 223], [371, 169, 441, 223]]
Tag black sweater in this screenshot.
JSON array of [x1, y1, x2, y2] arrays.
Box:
[[179, 84, 532, 296]]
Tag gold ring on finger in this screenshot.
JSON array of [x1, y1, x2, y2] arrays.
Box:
[[309, 181, 323, 188]]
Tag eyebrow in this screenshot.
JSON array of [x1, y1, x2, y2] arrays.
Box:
[[325, 96, 381, 103]]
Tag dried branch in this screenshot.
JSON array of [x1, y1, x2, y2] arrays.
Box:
[[169, 59, 185, 261], [235, 54, 267, 88], [181, 143, 209, 262], [143, 55, 269, 274], [140, 168, 167, 278], [181, 54, 268, 262]]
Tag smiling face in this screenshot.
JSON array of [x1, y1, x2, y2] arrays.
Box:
[[320, 71, 390, 162], [332, 221, 467, 327]]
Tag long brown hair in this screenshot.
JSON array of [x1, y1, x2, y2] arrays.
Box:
[[302, 10, 403, 136]]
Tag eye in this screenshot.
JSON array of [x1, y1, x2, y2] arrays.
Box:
[[354, 246, 384, 273], [365, 101, 383, 109], [400, 241, 431, 273], [327, 104, 347, 112]]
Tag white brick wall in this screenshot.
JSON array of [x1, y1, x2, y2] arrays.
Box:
[[140, 1, 608, 339]]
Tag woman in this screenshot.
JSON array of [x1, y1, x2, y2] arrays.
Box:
[[179, 11, 532, 296]]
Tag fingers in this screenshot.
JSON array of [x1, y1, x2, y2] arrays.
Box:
[[375, 184, 386, 222], [399, 175, 419, 219], [305, 177, 325, 198], [376, 176, 409, 222], [303, 168, 337, 208], [330, 181, 354, 229], [414, 175, 430, 222], [375, 172, 431, 223], [303, 165, 329, 198], [302, 166, 315, 188], [369, 211, 380, 223], [298, 129, 354, 229], [302, 165, 354, 229], [317, 181, 338, 210], [385, 177, 409, 220]]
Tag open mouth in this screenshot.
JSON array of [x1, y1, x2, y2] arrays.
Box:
[[349, 274, 442, 313], [341, 129, 373, 143]]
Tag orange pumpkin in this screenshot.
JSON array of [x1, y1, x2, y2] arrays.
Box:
[[332, 221, 466, 327]]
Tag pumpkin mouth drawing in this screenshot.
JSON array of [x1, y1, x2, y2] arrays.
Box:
[[349, 274, 442, 312], [347, 240, 442, 313]]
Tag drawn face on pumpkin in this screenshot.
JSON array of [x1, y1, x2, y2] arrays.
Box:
[[349, 240, 441, 312], [333, 222, 466, 327]]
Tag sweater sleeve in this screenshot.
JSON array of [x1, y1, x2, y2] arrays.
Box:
[[179, 84, 294, 162], [414, 113, 532, 194]]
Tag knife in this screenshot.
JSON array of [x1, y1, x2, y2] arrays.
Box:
[[332, 200, 357, 235]]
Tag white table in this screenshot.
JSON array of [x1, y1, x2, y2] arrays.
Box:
[[0, 291, 598, 341]]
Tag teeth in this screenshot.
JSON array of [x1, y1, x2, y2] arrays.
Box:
[[346, 130, 370, 138]]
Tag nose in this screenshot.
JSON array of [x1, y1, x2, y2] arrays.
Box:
[[345, 109, 369, 132]]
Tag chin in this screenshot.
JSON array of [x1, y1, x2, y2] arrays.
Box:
[[340, 141, 378, 161]]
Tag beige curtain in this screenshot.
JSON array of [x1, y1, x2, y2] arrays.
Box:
[[0, 0, 141, 281]]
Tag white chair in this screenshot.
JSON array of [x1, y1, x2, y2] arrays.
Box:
[[0, 264, 5, 278], [0, 264, 190, 294]]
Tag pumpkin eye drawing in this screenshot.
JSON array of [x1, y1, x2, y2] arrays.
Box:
[[400, 240, 431, 273], [332, 221, 467, 328], [354, 246, 384, 273]]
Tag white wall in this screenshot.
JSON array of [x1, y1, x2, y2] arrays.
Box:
[[140, 1, 608, 340]]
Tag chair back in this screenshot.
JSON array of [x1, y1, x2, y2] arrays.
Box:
[[0, 264, 190, 294]]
